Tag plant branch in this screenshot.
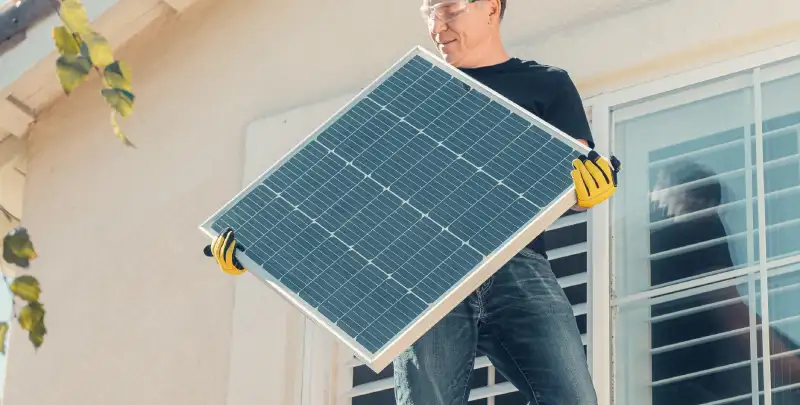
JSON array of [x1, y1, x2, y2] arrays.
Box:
[[0, 204, 19, 222]]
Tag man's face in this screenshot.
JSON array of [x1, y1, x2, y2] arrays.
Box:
[[421, 0, 497, 67]]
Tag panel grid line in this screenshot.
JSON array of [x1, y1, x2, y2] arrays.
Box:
[[322, 144, 484, 255], [354, 244, 467, 341], [374, 97, 568, 212], [283, 141, 485, 297], [267, 193, 402, 282]]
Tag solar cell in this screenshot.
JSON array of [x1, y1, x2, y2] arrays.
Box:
[[200, 46, 593, 372]]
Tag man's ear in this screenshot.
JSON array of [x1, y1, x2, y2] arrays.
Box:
[[488, 0, 501, 20]]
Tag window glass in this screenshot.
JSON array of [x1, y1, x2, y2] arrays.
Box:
[[761, 67, 800, 404], [765, 264, 800, 404], [611, 57, 800, 405], [761, 71, 800, 262], [615, 273, 763, 404], [613, 75, 757, 297]]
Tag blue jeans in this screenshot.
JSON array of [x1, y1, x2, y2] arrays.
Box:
[[393, 249, 597, 405]]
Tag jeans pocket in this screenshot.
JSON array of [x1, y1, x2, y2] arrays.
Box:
[[516, 247, 545, 261]]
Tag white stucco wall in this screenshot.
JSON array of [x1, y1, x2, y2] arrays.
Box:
[[1, 0, 798, 404]]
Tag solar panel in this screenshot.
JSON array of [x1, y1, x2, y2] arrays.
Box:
[[200, 46, 593, 372]]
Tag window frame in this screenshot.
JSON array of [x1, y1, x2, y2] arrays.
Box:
[[585, 39, 800, 405]]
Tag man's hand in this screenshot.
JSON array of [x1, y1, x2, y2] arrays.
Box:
[[571, 151, 622, 209], [203, 227, 247, 275]]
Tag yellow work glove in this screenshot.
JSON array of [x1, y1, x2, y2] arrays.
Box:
[[203, 227, 247, 275], [571, 150, 622, 209]]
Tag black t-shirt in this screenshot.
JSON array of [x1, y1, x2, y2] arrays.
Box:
[[459, 58, 594, 255]]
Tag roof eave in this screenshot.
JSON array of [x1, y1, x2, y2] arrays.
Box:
[[0, 0, 204, 140]]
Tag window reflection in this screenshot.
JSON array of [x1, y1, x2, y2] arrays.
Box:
[[650, 161, 735, 286], [649, 162, 752, 403], [766, 267, 800, 402], [648, 161, 800, 404], [609, 58, 800, 405], [758, 70, 800, 404]]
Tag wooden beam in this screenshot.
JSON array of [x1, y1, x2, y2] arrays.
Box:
[[6, 0, 171, 112], [162, 0, 199, 13]]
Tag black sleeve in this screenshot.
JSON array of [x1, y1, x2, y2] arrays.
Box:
[[543, 73, 594, 149]]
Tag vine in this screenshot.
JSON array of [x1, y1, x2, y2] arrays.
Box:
[[0, 227, 42, 353], [51, 0, 136, 147], [0, 0, 124, 354]]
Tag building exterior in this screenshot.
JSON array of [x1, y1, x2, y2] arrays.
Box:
[[0, 0, 799, 404]]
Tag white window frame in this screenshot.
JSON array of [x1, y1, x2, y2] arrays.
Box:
[[585, 39, 800, 405]]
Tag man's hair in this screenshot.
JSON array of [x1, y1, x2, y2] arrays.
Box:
[[499, 0, 506, 19], [651, 160, 725, 215]]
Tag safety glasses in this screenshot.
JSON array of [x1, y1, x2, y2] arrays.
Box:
[[419, 0, 483, 26]]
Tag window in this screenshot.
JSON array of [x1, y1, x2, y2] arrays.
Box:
[[344, 211, 592, 404], [610, 54, 800, 405]]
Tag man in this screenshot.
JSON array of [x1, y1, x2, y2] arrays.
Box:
[[206, 0, 621, 403]]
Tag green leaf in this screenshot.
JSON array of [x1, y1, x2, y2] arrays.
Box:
[[3, 227, 37, 268], [10, 275, 41, 302], [102, 88, 135, 118], [56, 54, 92, 95], [0, 323, 8, 354], [22, 302, 47, 349], [53, 26, 80, 56], [110, 112, 135, 148], [104, 61, 132, 92], [83, 31, 114, 69], [78, 34, 92, 63], [28, 320, 46, 350], [18, 302, 45, 333], [60, 0, 91, 35]]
